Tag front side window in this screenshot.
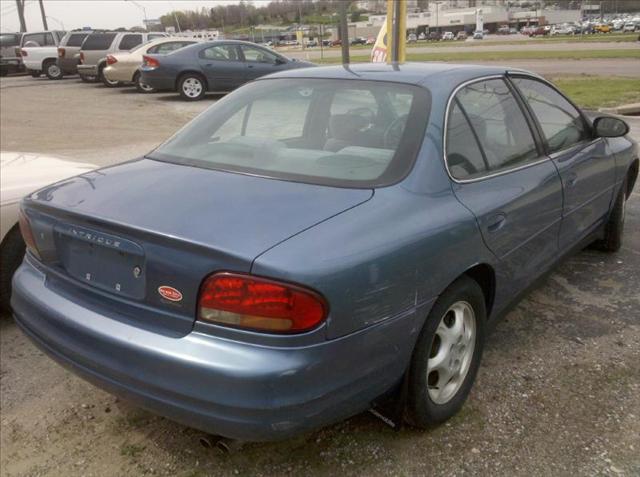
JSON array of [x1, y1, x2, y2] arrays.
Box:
[[150, 79, 430, 188], [200, 45, 240, 61], [118, 34, 143, 50], [446, 78, 538, 180], [512, 77, 589, 153], [241, 45, 278, 63]]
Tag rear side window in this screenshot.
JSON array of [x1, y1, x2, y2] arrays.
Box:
[[147, 41, 193, 54], [0, 34, 20, 47], [446, 100, 488, 180], [446, 78, 538, 180], [66, 33, 89, 47], [22, 32, 55, 46], [118, 34, 143, 50], [512, 77, 589, 153], [82, 33, 116, 50], [200, 45, 240, 61]]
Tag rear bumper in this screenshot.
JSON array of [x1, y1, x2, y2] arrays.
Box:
[[12, 260, 430, 441], [58, 58, 79, 75], [77, 64, 98, 77], [139, 69, 175, 91], [103, 65, 134, 83]]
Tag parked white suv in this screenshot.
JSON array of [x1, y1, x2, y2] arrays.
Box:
[[20, 30, 66, 79]]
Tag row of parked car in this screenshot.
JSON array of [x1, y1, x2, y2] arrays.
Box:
[[1, 30, 314, 100]]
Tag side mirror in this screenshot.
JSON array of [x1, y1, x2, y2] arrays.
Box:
[[274, 57, 287, 65], [594, 116, 629, 138]]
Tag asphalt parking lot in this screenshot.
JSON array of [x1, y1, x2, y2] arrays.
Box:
[[1, 73, 639, 476]]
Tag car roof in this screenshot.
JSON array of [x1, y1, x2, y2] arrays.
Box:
[[265, 62, 536, 88]]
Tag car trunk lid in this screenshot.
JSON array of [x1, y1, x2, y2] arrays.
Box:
[[23, 158, 373, 336]]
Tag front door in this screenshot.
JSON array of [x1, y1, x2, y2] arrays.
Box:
[[239, 45, 283, 81], [197, 44, 245, 91], [510, 76, 616, 250], [445, 78, 563, 296]]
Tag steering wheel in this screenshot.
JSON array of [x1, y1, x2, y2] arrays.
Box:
[[384, 114, 409, 149]]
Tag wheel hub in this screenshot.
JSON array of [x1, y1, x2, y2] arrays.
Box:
[[427, 301, 476, 405]]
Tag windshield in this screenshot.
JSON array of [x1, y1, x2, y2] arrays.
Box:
[[150, 78, 430, 188]]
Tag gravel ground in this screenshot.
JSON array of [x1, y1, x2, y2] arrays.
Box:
[[1, 72, 639, 477]]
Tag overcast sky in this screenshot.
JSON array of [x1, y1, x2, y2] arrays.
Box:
[[1, 0, 269, 32]]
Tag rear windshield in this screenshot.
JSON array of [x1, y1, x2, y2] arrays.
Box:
[[66, 33, 89, 47], [0, 34, 20, 47], [150, 78, 430, 188], [82, 33, 116, 50]]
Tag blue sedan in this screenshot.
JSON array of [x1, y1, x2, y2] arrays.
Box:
[[12, 64, 638, 441]]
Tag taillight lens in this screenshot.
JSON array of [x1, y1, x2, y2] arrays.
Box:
[[79, 52, 84, 64], [20, 49, 27, 57], [143, 55, 159, 69], [18, 210, 41, 260], [198, 272, 327, 333], [106, 54, 117, 65], [58, 47, 65, 58]]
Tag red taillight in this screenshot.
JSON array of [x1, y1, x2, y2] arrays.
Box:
[[58, 47, 65, 58], [20, 49, 27, 57], [79, 52, 84, 64], [18, 210, 41, 260], [143, 55, 159, 68], [106, 54, 117, 65], [198, 272, 327, 333]]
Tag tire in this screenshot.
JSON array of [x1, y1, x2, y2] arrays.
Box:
[[30, 71, 41, 78], [99, 65, 120, 87], [0, 226, 26, 315], [593, 179, 627, 253], [134, 71, 156, 93], [405, 276, 486, 428], [178, 74, 206, 101], [44, 60, 63, 80]]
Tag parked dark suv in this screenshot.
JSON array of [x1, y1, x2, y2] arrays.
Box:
[[0, 32, 24, 76]]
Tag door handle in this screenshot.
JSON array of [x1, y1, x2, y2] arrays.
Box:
[[487, 213, 507, 233], [247, 64, 255, 68], [566, 172, 578, 187]]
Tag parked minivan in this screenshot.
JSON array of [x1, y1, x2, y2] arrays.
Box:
[[77, 31, 167, 84], [57, 31, 92, 77]]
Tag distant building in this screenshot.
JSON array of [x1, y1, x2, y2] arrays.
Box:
[[337, 4, 581, 40]]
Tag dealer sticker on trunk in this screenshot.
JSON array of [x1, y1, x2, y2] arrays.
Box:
[[158, 286, 183, 302]]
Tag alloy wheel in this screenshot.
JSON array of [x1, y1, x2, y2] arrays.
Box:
[[427, 301, 476, 405], [182, 77, 203, 98]]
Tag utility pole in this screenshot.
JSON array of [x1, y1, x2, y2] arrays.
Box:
[[38, 0, 48, 29], [15, 0, 27, 32], [338, 0, 349, 64]]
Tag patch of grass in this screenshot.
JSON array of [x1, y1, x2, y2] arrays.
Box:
[[120, 443, 146, 458], [319, 48, 640, 63], [552, 76, 640, 109]]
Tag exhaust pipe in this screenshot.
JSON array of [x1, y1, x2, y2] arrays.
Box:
[[199, 434, 243, 454]]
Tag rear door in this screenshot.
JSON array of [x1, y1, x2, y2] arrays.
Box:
[[445, 77, 563, 293], [197, 44, 245, 91], [509, 75, 616, 250], [239, 44, 284, 81]]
